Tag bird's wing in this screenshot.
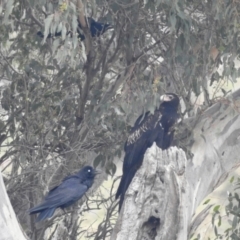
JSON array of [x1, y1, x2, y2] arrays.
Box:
[[31, 178, 88, 211], [125, 110, 163, 148], [46, 178, 88, 206], [131, 111, 150, 129], [47, 175, 79, 194]]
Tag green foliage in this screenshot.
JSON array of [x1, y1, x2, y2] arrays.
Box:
[[191, 177, 240, 240], [204, 199, 211, 205], [210, 178, 240, 240]]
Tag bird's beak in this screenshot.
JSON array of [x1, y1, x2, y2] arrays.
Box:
[[160, 94, 166, 101], [94, 169, 101, 175], [160, 94, 171, 102]]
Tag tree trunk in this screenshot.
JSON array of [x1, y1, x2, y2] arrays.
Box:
[[111, 89, 240, 240], [0, 172, 28, 240]]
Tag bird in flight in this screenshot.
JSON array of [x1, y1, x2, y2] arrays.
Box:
[[116, 93, 180, 211], [29, 166, 99, 222]]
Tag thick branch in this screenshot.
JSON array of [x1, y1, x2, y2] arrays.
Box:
[[0, 171, 28, 240], [111, 146, 187, 240]]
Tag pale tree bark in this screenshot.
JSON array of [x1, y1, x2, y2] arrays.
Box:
[[111, 89, 240, 240], [0, 171, 28, 240]]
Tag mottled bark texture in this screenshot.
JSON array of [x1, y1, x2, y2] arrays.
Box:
[[111, 89, 240, 240], [111, 146, 187, 240], [0, 172, 28, 240]]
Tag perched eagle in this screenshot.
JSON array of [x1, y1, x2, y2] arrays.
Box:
[[116, 93, 180, 211]]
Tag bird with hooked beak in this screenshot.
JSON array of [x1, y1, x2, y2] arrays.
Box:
[[116, 93, 180, 211]]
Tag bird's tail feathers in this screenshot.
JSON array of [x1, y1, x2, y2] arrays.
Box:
[[35, 208, 56, 222], [116, 149, 145, 211], [29, 203, 48, 214], [115, 175, 124, 200], [116, 168, 138, 211]]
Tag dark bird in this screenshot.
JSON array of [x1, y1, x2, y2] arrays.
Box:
[[116, 93, 180, 211], [37, 17, 112, 41], [29, 166, 99, 222]]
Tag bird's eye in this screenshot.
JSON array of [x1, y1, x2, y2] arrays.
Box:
[[88, 169, 91, 172]]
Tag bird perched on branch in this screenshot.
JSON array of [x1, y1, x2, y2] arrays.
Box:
[[116, 93, 180, 211], [29, 166, 99, 222], [37, 17, 112, 41]]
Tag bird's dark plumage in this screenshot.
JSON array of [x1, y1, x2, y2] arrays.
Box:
[[29, 166, 98, 222], [116, 93, 180, 211], [37, 17, 112, 41]]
